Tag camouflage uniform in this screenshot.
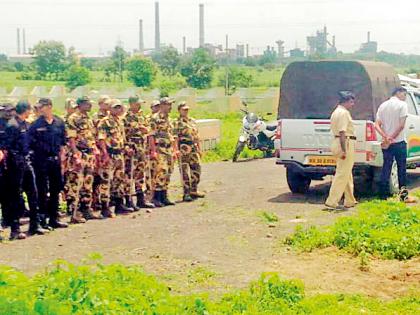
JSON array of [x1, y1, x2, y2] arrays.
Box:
[[123, 109, 148, 196], [92, 109, 108, 210], [145, 113, 157, 199], [65, 111, 97, 215], [96, 113, 126, 207], [173, 116, 202, 196], [149, 112, 174, 192]]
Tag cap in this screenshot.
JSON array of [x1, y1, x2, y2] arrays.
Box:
[[128, 95, 146, 104], [110, 99, 123, 108], [76, 96, 90, 105], [65, 98, 78, 109], [0, 103, 14, 111], [98, 95, 111, 105], [177, 101, 190, 110], [151, 100, 160, 107], [159, 97, 174, 104], [36, 98, 52, 108], [338, 91, 355, 103]]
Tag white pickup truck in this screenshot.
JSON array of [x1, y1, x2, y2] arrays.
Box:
[[274, 61, 420, 195]]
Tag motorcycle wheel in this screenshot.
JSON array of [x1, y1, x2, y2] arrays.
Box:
[[232, 142, 245, 162]]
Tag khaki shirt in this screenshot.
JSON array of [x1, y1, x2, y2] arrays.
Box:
[[330, 105, 354, 137]]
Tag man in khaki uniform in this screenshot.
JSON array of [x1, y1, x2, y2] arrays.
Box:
[[325, 91, 357, 211]]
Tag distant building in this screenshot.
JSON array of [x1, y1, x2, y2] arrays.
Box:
[[307, 26, 336, 56], [289, 48, 305, 58], [357, 32, 378, 54]]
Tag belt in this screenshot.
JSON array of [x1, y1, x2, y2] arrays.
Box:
[[78, 148, 93, 154], [335, 136, 356, 140], [107, 148, 123, 155], [179, 140, 194, 145], [129, 137, 144, 144]]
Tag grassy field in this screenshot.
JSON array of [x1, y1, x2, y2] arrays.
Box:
[[0, 260, 418, 314], [0, 66, 282, 93]]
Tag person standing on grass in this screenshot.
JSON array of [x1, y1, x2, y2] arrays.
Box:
[[325, 91, 357, 211], [375, 87, 415, 202]]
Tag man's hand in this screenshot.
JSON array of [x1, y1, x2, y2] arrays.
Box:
[[126, 147, 135, 157], [150, 151, 158, 160], [101, 153, 110, 166], [0, 150, 4, 163], [340, 152, 346, 160], [173, 150, 180, 160]]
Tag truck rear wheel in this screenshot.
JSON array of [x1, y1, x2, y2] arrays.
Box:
[[371, 163, 399, 195], [286, 168, 311, 194]]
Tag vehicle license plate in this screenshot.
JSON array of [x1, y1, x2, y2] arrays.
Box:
[[307, 156, 336, 166]]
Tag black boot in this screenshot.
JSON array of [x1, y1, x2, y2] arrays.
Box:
[[115, 198, 134, 214], [125, 195, 140, 211], [161, 190, 175, 206], [136, 191, 155, 209], [39, 214, 53, 231], [152, 191, 164, 208], [28, 220, 49, 236], [10, 221, 26, 240]]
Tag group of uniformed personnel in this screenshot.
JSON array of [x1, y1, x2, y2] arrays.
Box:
[[0, 95, 204, 241]]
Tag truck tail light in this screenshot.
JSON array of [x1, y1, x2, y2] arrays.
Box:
[[366, 122, 377, 141], [274, 120, 282, 157], [275, 120, 282, 140]]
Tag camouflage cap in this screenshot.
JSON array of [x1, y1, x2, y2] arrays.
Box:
[[159, 97, 174, 104], [76, 96, 90, 105], [65, 98, 78, 109], [177, 101, 190, 110], [98, 95, 111, 105], [151, 100, 160, 107], [110, 99, 124, 108]]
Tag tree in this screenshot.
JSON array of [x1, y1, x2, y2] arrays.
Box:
[[152, 46, 181, 76], [180, 48, 215, 89], [219, 66, 254, 91], [66, 65, 91, 90], [32, 40, 66, 80], [126, 56, 156, 87], [111, 46, 129, 82]]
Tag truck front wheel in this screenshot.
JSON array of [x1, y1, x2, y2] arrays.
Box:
[[286, 168, 311, 194]]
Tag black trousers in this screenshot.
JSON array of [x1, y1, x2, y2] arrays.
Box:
[[33, 156, 63, 223], [6, 155, 40, 230], [0, 163, 10, 227], [380, 141, 407, 196]]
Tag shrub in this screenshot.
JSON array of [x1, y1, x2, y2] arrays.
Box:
[[65, 66, 91, 90], [126, 56, 157, 87]]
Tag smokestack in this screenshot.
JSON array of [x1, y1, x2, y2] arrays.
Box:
[[22, 28, 26, 54], [199, 3, 204, 47], [332, 35, 336, 47], [225, 34, 229, 52], [183, 36, 186, 54], [139, 19, 144, 54], [155, 2, 160, 51], [246, 44, 249, 58], [17, 28, 21, 55], [367, 31, 371, 43]]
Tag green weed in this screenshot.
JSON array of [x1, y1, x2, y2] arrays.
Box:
[[0, 264, 418, 314], [285, 200, 420, 260], [258, 211, 279, 224]]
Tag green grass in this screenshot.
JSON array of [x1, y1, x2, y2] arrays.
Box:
[[258, 211, 279, 224], [285, 201, 420, 260], [0, 261, 418, 314]]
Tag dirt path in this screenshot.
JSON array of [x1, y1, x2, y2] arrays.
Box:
[[0, 158, 419, 299]]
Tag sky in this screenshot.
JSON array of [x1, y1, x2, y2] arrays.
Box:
[[1, 0, 420, 56]]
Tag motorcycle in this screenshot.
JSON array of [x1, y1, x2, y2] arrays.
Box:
[[232, 102, 277, 162]]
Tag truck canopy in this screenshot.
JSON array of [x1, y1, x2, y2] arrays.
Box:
[[278, 60, 400, 121]]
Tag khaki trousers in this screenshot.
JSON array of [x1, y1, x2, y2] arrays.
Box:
[[326, 139, 356, 207]]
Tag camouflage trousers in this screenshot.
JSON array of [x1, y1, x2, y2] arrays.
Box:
[[154, 150, 174, 192], [145, 158, 157, 200], [125, 143, 147, 195], [64, 152, 96, 209], [96, 153, 126, 204], [179, 151, 201, 194]]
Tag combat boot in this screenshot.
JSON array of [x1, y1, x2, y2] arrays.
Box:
[[152, 191, 164, 208], [28, 221, 49, 236], [114, 198, 135, 214], [81, 204, 103, 220], [70, 209, 87, 224], [125, 195, 141, 211], [190, 190, 205, 199], [136, 191, 155, 210], [101, 202, 116, 218], [39, 214, 53, 231], [9, 223, 26, 240], [161, 190, 175, 206]]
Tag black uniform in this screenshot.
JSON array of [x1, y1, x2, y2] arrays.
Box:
[[5, 116, 41, 232], [29, 115, 66, 226], [0, 116, 10, 228]]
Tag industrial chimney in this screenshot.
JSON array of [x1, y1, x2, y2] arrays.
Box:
[[139, 19, 144, 54], [367, 31, 371, 43], [155, 2, 160, 51], [183, 36, 186, 54], [22, 28, 26, 54], [17, 28, 21, 55], [199, 4, 204, 47]]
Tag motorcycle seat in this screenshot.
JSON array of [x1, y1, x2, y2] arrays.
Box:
[[266, 124, 277, 131]]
